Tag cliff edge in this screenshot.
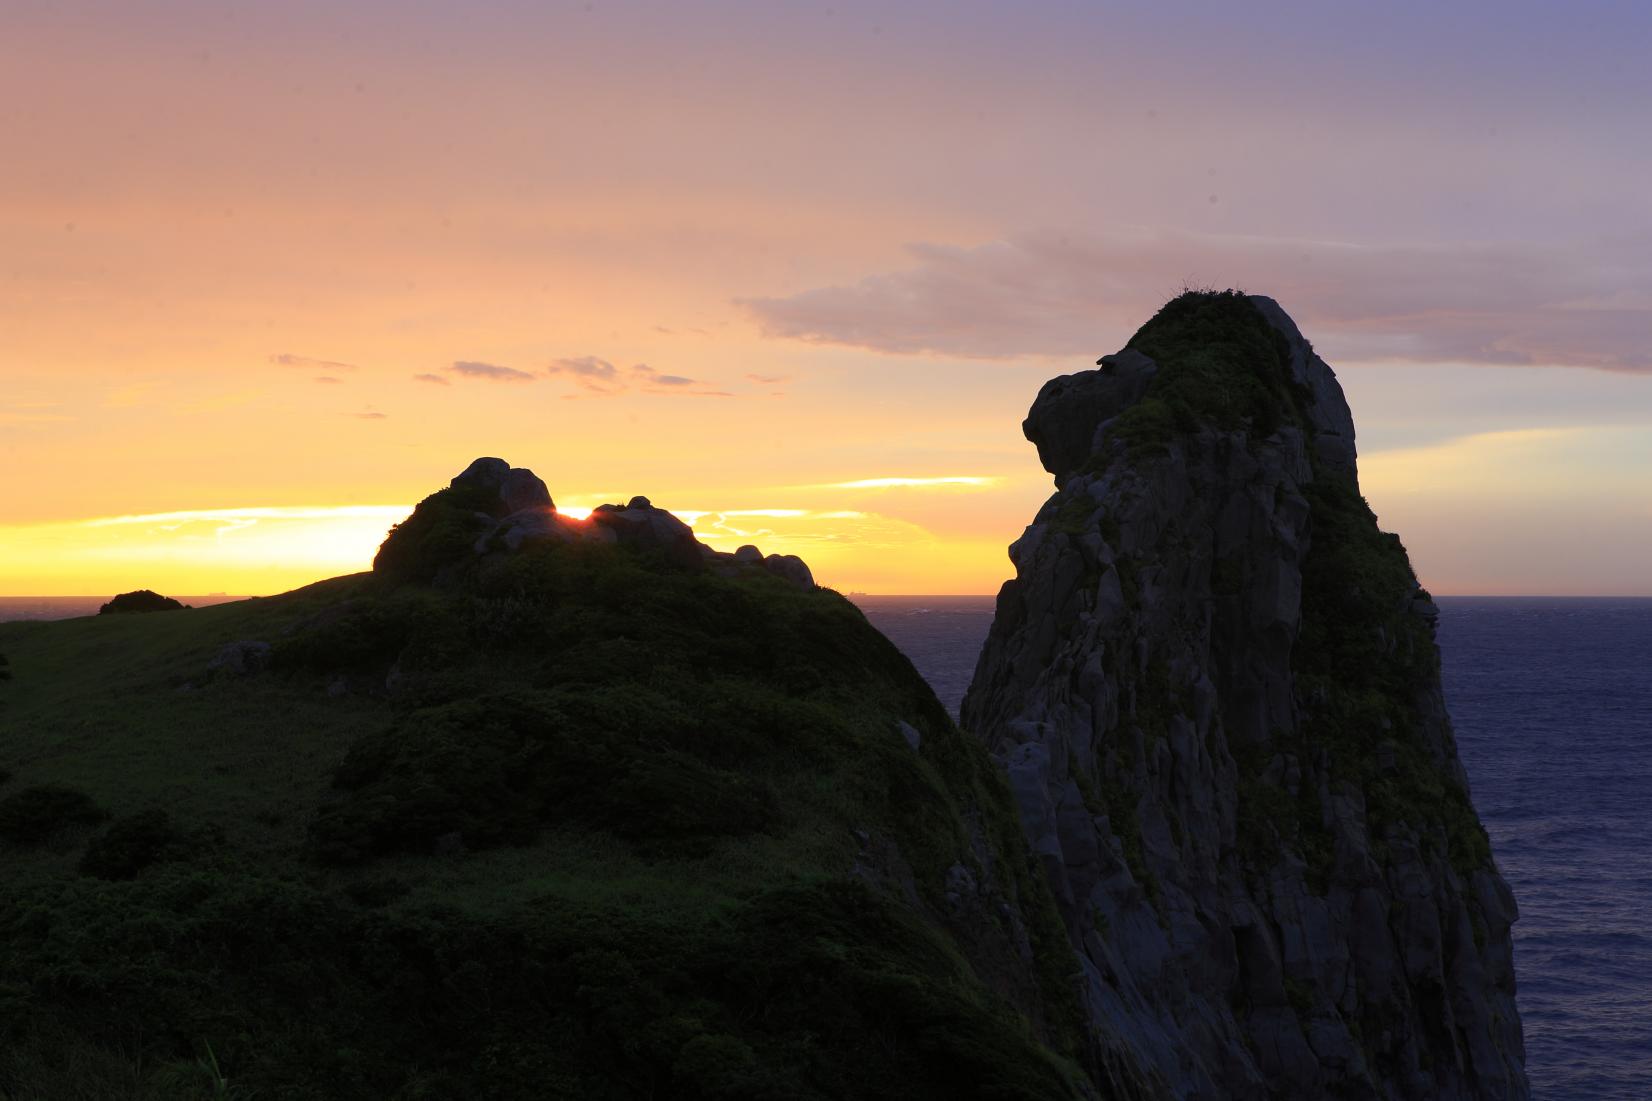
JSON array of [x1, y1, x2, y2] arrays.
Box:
[[963, 291, 1526, 1099]]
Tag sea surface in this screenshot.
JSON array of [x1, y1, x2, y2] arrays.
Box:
[[855, 594, 1652, 1101], [6, 593, 1647, 1096], [0, 595, 245, 621]]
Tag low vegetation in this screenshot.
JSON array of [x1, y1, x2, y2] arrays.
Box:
[[0, 521, 1090, 1098]]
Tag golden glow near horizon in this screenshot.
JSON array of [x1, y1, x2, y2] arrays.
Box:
[[3, 5, 1651, 597], [0, 478, 1033, 597]]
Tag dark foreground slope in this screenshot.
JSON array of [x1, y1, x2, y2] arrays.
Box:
[[0, 466, 1097, 1100], [963, 292, 1526, 1099]]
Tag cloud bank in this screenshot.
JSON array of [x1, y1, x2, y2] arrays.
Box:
[[740, 229, 1652, 371]]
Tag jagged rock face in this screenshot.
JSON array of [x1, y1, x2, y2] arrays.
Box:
[[964, 293, 1526, 1100]]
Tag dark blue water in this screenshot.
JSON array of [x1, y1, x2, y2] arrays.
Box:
[[854, 594, 1652, 1101]]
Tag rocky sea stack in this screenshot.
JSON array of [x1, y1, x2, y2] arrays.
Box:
[[965, 291, 1526, 1098]]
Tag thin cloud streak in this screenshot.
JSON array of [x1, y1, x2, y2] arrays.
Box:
[[816, 476, 1000, 490], [450, 360, 536, 382], [740, 228, 1652, 371], [82, 505, 409, 528], [271, 353, 358, 372], [547, 358, 720, 396]]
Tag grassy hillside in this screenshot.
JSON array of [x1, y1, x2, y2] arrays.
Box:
[[0, 528, 1090, 1099]]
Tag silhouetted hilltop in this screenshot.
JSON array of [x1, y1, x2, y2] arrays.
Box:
[[966, 291, 1527, 1099], [0, 461, 1096, 1099], [98, 589, 187, 614], [374, 455, 815, 589]]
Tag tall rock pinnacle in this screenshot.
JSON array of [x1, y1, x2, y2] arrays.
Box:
[[964, 291, 1526, 1099]]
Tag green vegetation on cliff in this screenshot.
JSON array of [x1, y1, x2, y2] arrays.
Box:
[[1112, 290, 1494, 885], [0, 510, 1087, 1098], [1110, 289, 1308, 457]]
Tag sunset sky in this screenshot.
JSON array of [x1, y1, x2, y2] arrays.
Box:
[[4, 0, 1651, 596]]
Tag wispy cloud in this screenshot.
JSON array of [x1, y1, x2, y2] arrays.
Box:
[[354, 411, 388, 419], [411, 373, 450, 386], [82, 505, 408, 529], [314, 376, 343, 385], [746, 373, 790, 384], [638, 367, 695, 387], [548, 356, 621, 393], [450, 360, 536, 382], [815, 476, 1000, 490], [271, 353, 358, 372], [547, 358, 727, 397], [739, 228, 1652, 371]]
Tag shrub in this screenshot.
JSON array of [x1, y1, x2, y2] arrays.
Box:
[[308, 690, 784, 865], [79, 809, 183, 879], [1108, 289, 1309, 454], [0, 784, 108, 845], [372, 483, 502, 584], [98, 589, 186, 614]]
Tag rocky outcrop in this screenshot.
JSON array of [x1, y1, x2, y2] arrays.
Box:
[[374, 460, 816, 590], [964, 292, 1526, 1099], [99, 590, 186, 615]]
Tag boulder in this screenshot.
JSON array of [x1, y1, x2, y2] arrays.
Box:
[[761, 554, 815, 590], [451, 457, 510, 493], [500, 468, 553, 514], [208, 640, 271, 677]]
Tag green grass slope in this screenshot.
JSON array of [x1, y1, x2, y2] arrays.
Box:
[[0, 525, 1090, 1099]]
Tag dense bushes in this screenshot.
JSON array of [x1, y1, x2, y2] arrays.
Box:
[[98, 589, 187, 614], [0, 784, 106, 845], [78, 809, 186, 879], [308, 690, 786, 863], [1109, 289, 1308, 454], [0, 872, 1081, 1100], [371, 483, 502, 584]]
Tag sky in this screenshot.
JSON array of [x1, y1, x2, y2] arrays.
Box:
[[3, 0, 1651, 596]]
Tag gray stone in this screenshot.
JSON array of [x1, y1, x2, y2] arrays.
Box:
[[208, 640, 271, 676], [761, 553, 814, 589], [734, 544, 763, 564], [500, 467, 553, 514], [896, 720, 921, 751], [961, 296, 1527, 1100], [451, 456, 510, 492]]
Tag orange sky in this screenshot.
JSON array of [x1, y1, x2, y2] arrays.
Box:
[[4, 2, 1651, 596]]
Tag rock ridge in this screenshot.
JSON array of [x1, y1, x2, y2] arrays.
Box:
[[373, 458, 814, 590], [964, 291, 1526, 1099]]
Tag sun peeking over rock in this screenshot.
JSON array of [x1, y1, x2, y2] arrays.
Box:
[[374, 457, 815, 589]]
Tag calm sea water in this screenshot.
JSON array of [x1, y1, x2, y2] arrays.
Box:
[[855, 594, 1652, 1101], [6, 594, 1647, 1095], [0, 595, 244, 621]]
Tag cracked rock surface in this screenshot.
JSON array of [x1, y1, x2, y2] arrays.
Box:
[[964, 292, 1526, 1100]]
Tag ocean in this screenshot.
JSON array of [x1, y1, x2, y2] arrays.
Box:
[[6, 594, 1647, 1096], [855, 594, 1652, 1101]]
